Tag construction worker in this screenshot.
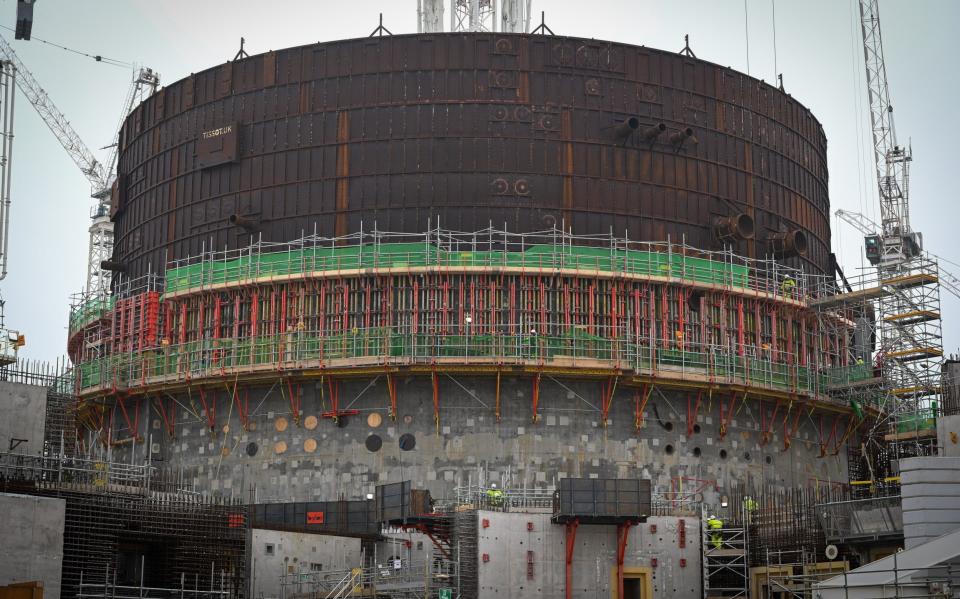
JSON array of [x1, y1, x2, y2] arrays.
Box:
[[780, 276, 797, 297], [707, 514, 723, 550], [743, 496, 757, 522], [486, 483, 504, 507]]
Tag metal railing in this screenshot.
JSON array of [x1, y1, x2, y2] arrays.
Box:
[[815, 494, 903, 543], [279, 559, 455, 599], [0, 450, 154, 493], [75, 327, 845, 403], [453, 484, 555, 512]]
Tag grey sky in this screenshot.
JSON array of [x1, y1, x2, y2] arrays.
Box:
[[4, 0, 959, 360]]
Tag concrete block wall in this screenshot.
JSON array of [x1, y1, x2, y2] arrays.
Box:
[[0, 493, 65, 598], [899, 456, 960, 549], [476, 511, 701, 598], [0, 381, 47, 455], [248, 528, 361, 599], [108, 376, 848, 506]]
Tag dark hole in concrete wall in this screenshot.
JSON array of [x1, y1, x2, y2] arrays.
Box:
[[246, 442, 258, 456], [693, 447, 702, 457], [665, 444, 675, 455], [719, 449, 728, 459], [365, 434, 383, 452], [399, 433, 416, 451]]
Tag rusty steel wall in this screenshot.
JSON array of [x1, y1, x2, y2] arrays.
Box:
[[113, 33, 831, 280]]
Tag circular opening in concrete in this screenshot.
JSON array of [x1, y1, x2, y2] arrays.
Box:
[[663, 421, 674, 432], [665, 444, 675, 455], [399, 433, 416, 451], [693, 424, 701, 434], [693, 447, 702, 457], [246, 442, 258, 457], [719, 449, 728, 459], [765, 455, 773, 465], [627, 117, 640, 129], [365, 434, 383, 452], [744, 452, 751, 461], [736, 213, 756, 239]]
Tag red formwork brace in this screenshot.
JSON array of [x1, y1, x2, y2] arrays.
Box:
[[600, 376, 617, 427], [321, 376, 358, 421], [153, 394, 176, 438], [227, 381, 250, 431], [634, 384, 653, 431], [783, 402, 804, 450], [285, 378, 301, 425], [821, 415, 841, 458], [718, 393, 738, 441], [616, 521, 634, 599], [197, 387, 216, 434], [385, 372, 398, 421], [531, 371, 542, 423], [431, 370, 440, 431], [565, 519, 579, 599], [115, 393, 142, 443]]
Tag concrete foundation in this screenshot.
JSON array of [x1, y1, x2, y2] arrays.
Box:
[[0, 381, 47, 455], [0, 492, 65, 598], [106, 377, 847, 505], [249, 528, 362, 599], [477, 511, 700, 598]]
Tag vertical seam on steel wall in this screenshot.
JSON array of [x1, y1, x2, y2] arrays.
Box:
[[561, 109, 573, 231], [335, 110, 350, 240]]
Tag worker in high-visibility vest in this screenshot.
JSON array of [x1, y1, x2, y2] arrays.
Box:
[[486, 484, 504, 507], [707, 515, 723, 550], [780, 276, 797, 297], [743, 496, 758, 524]]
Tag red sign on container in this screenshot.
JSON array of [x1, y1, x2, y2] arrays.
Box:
[[307, 511, 325, 524]]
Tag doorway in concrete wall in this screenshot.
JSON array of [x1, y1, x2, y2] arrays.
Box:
[[610, 566, 653, 598]]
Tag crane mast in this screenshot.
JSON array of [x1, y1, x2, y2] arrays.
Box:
[[856, 0, 942, 455], [0, 33, 158, 296]]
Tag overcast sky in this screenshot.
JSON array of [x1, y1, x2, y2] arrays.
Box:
[[4, 0, 959, 361]]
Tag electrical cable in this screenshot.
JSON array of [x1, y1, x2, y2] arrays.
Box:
[[0, 25, 132, 68]]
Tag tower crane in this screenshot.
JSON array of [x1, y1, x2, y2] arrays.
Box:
[[854, 0, 943, 448], [0, 33, 158, 297], [836, 209, 960, 302]]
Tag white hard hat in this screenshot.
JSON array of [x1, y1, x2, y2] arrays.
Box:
[[490, 483, 497, 488]]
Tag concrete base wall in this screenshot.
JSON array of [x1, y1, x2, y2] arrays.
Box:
[[0, 493, 65, 599], [899, 456, 960, 549], [937, 414, 960, 457], [249, 528, 361, 599], [0, 381, 47, 456], [477, 511, 700, 598], [107, 376, 847, 506]]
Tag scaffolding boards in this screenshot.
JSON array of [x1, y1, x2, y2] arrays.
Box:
[[703, 511, 749, 599]]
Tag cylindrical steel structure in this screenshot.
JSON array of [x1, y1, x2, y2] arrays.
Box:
[[111, 33, 830, 280]]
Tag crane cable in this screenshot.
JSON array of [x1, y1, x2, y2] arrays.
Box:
[[0, 25, 132, 68]]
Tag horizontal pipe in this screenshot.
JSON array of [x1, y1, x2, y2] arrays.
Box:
[[230, 214, 259, 232], [769, 229, 809, 258], [669, 127, 696, 145], [713, 213, 755, 242], [100, 260, 127, 273], [642, 123, 666, 142], [613, 117, 640, 141]]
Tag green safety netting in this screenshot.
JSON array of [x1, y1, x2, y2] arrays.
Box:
[[69, 296, 115, 334], [164, 243, 750, 294]]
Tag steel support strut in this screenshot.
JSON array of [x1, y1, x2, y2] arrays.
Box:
[[565, 519, 579, 599], [616, 521, 634, 599]]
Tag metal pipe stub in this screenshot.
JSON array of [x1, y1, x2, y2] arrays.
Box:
[[713, 213, 755, 242]]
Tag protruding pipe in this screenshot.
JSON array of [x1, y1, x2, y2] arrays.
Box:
[[669, 127, 696, 146], [230, 213, 259, 232], [713, 213, 755, 242], [613, 117, 640, 141], [769, 229, 809, 258], [100, 260, 126, 273], [642, 123, 667, 142]]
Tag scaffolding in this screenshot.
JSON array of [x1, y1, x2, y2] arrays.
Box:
[[71, 228, 868, 435], [0, 449, 247, 599]]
